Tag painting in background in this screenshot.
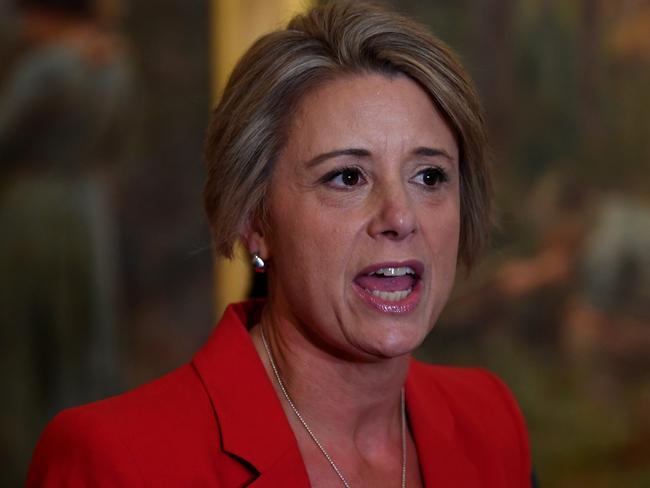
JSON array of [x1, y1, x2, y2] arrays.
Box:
[[0, 0, 212, 484]]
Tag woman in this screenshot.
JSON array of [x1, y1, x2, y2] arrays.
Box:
[[28, 1, 532, 486]]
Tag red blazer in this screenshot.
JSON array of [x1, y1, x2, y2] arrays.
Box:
[[27, 301, 532, 487]]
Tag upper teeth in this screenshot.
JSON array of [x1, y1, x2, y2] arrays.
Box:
[[372, 266, 415, 277]]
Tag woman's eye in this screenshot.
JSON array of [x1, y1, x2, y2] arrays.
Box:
[[414, 167, 448, 187], [323, 167, 365, 188], [340, 168, 361, 186]]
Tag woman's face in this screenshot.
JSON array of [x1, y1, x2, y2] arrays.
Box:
[[257, 73, 460, 360]]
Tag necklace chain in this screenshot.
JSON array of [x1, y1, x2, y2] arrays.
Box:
[[260, 327, 407, 488]]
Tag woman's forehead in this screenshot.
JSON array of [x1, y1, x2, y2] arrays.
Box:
[[284, 73, 458, 164]]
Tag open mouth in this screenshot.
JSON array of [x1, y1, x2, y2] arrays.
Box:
[[353, 261, 423, 313]]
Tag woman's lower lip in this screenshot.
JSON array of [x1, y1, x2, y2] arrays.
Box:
[[352, 280, 422, 314]]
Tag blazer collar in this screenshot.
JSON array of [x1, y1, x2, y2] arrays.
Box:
[[193, 301, 479, 487], [192, 301, 310, 485]]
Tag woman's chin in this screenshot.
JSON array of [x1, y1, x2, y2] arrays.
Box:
[[356, 328, 429, 360]]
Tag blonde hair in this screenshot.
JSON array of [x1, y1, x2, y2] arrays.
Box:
[[204, 0, 491, 268]]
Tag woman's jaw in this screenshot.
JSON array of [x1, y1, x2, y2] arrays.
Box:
[[261, 258, 446, 364]]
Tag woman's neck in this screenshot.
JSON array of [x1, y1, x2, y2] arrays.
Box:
[[249, 305, 410, 451]]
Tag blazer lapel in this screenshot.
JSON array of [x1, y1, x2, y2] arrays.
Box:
[[192, 302, 311, 486], [246, 447, 312, 487]]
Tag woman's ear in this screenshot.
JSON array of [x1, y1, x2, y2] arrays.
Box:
[[241, 215, 270, 260]]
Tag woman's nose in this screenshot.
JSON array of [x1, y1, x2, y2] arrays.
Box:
[[367, 184, 417, 240]]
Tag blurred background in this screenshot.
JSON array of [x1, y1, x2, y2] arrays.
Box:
[[0, 0, 648, 486]]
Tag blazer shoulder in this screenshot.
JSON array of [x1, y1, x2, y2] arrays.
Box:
[[26, 403, 145, 487], [27, 363, 221, 487]]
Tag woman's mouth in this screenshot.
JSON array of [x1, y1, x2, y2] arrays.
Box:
[[352, 261, 423, 313]]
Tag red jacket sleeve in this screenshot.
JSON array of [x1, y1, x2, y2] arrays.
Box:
[[26, 408, 144, 487]]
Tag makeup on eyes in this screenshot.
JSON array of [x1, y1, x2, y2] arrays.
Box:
[[316, 163, 450, 191], [319, 165, 366, 188], [412, 166, 450, 188]]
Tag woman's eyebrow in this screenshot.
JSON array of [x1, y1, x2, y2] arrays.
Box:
[[305, 148, 371, 167], [305, 146, 454, 168], [413, 146, 454, 161]]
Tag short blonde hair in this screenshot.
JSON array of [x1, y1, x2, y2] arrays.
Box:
[[204, 0, 491, 268]]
